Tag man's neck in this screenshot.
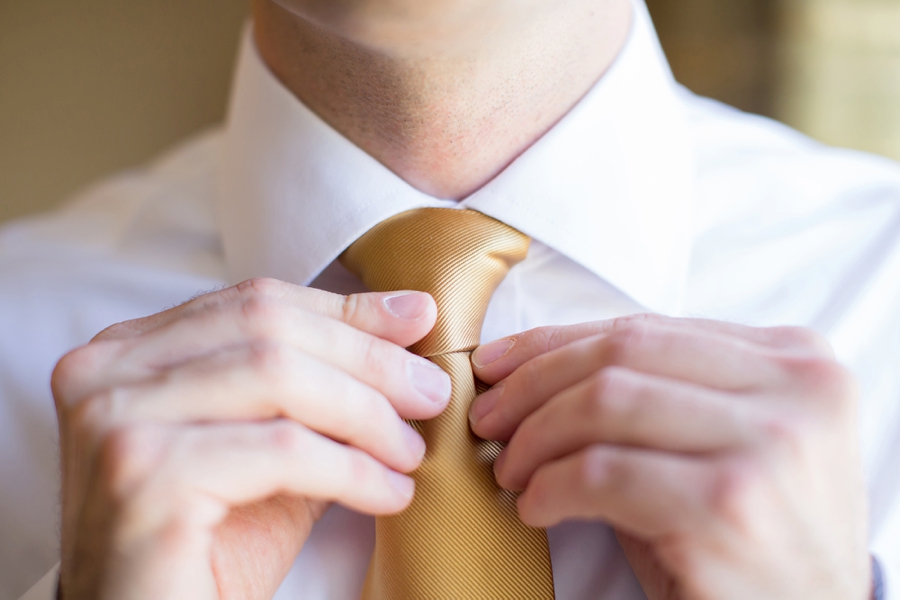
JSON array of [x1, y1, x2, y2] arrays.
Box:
[[253, 0, 633, 200]]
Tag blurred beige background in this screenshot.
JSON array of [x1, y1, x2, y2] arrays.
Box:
[[646, 0, 778, 116], [0, 0, 248, 223], [779, 0, 900, 160], [1, 0, 900, 223]]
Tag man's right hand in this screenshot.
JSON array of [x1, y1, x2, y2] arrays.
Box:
[[51, 278, 450, 599]]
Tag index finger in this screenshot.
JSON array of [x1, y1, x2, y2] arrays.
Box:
[[472, 314, 832, 385], [94, 278, 437, 348]]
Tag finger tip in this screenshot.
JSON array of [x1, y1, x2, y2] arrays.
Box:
[[374, 292, 439, 347], [493, 453, 527, 493], [471, 367, 501, 387], [516, 495, 550, 529], [383, 291, 435, 322], [406, 360, 452, 415], [413, 293, 438, 331], [393, 452, 423, 476], [386, 470, 415, 500], [495, 474, 525, 494], [515, 495, 536, 525], [471, 337, 517, 373], [468, 419, 489, 441]]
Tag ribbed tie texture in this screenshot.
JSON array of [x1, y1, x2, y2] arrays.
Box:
[[340, 208, 555, 599]]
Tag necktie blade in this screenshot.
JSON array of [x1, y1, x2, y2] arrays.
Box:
[[340, 208, 554, 600]]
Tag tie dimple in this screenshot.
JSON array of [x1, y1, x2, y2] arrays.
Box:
[[340, 208, 555, 599]]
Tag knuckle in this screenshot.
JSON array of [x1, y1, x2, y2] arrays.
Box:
[[51, 350, 82, 406], [341, 293, 365, 325], [540, 326, 567, 354], [267, 421, 311, 456], [610, 313, 660, 330], [514, 356, 545, 397], [97, 424, 166, 494], [776, 354, 832, 385], [239, 296, 289, 341], [51, 343, 109, 405], [246, 341, 294, 381], [577, 446, 620, 492], [602, 323, 650, 364], [769, 326, 834, 356], [528, 322, 615, 356], [235, 277, 287, 302], [66, 389, 121, 435], [506, 421, 538, 463], [778, 355, 858, 412], [346, 449, 378, 490], [707, 460, 764, 529], [585, 368, 628, 423], [358, 335, 392, 378], [754, 412, 818, 461]]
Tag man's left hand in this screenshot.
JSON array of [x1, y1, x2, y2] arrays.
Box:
[[469, 315, 871, 600]]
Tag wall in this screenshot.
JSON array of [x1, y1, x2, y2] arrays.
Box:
[[645, 0, 777, 116], [778, 0, 900, 161], [0, 0, 248, 223]]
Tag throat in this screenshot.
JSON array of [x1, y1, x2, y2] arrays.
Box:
[[253, 0, 633, 200]]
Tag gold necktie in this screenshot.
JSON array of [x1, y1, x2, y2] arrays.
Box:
[[340, 208, 555, 599]]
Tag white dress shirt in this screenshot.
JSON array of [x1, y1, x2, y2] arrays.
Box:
[[6, 1, 900, 598]]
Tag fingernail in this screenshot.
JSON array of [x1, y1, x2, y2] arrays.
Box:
[[469, 385, 501, 427], [472, 338, 515, 368], [384, 292, 429, 320], [493, 448, 508, 477], [407, 360, 451, 405], [402, 423, 426, 461], [387, 470, 415, 498]]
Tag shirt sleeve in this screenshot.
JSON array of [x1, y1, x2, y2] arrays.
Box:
[[17, 564, 58, 600], [874, 552, 899, 600], [873, 556, 885, 600]]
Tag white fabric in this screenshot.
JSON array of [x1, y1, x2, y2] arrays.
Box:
[[4, 1, 900, 598], [17, 566, 57, 600]]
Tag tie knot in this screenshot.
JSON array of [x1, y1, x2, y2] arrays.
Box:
[[340, 208, 530, 357]]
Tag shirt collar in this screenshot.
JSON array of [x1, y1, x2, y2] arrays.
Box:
[[216, 0, 695, 314]]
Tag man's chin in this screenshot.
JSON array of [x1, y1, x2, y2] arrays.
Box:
[[261, 0, 521, 51]]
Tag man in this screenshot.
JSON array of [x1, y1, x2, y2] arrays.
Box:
[[3, 0, 899, 597]]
